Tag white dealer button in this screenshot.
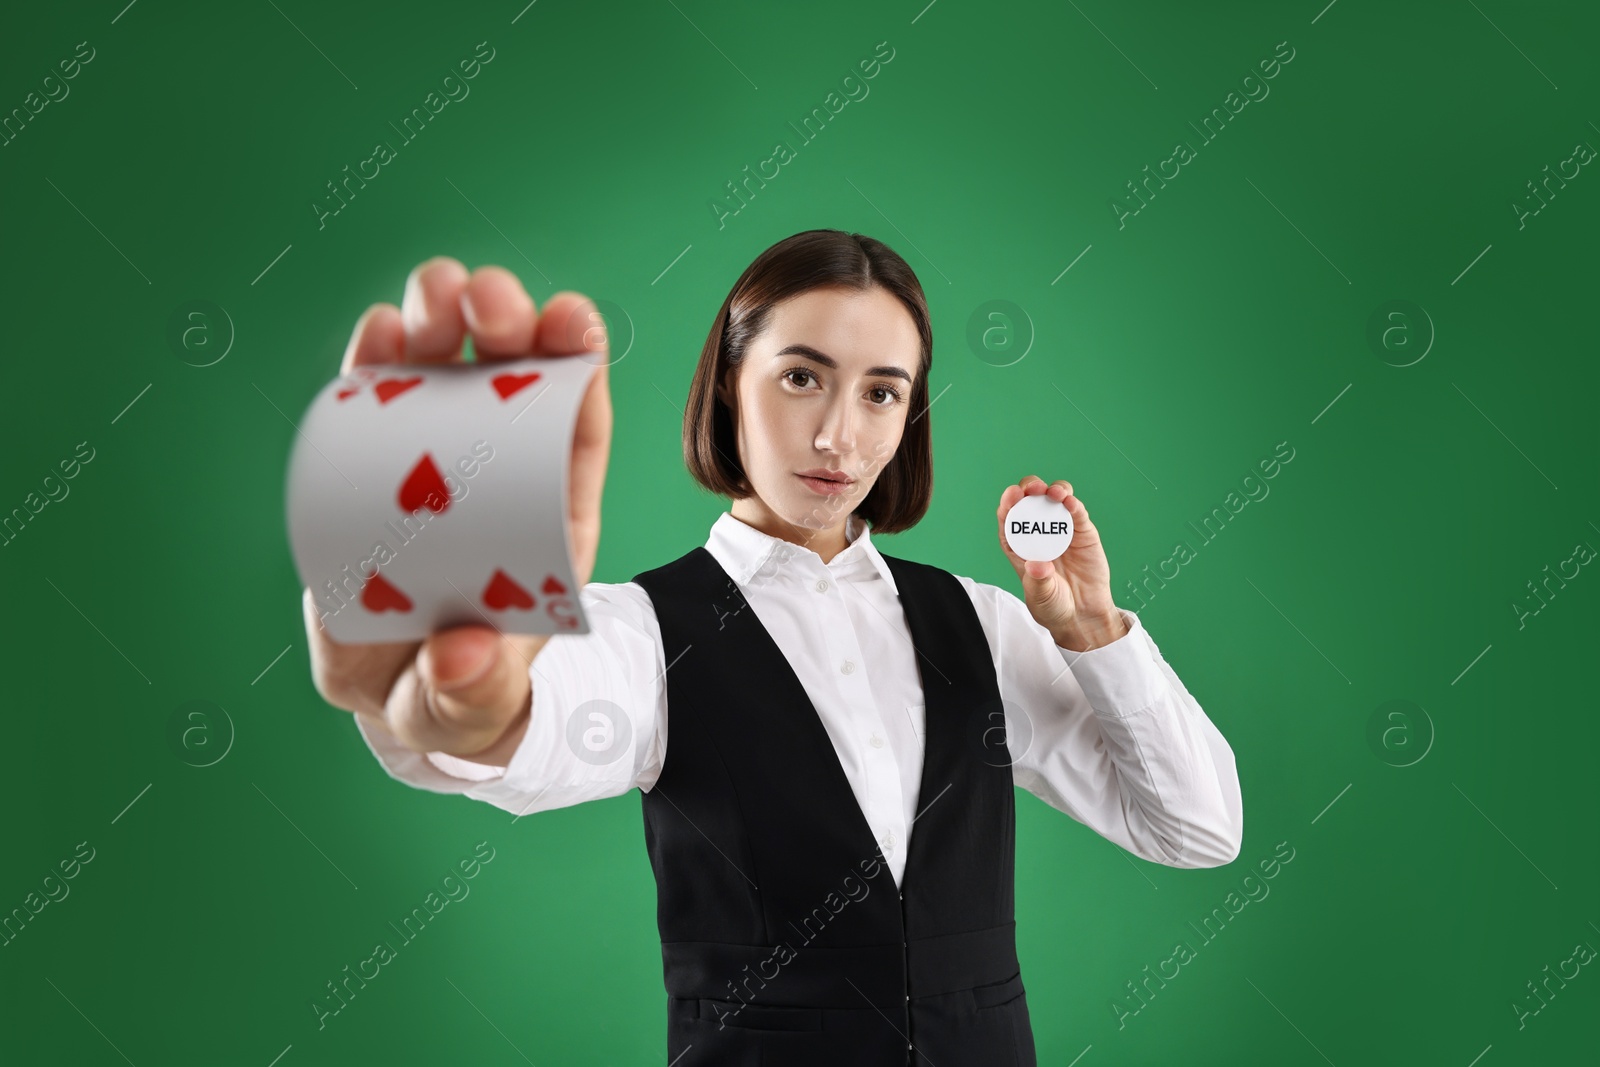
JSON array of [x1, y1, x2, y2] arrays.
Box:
[[1004, 493, 1074, 562]]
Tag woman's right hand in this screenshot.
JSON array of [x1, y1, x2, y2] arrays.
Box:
[[302, 257, 613, 765]]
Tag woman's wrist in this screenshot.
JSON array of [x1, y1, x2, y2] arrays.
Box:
[[1052, 610, 1129, 653]]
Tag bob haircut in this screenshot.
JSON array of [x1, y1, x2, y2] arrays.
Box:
[[682, 228, 934, 535]]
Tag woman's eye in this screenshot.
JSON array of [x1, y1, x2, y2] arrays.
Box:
[[784, 367, 902, 405]]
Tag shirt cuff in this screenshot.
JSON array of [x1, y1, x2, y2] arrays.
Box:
[[425, 751, 507, 781], [1056, 608, 1168, 716], [355, 713, 507, 793]]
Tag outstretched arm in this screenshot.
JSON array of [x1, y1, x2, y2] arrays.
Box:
[[969, 475, 1243, 867]]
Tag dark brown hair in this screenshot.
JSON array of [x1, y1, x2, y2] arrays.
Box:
[[682, 229, 934, 535]]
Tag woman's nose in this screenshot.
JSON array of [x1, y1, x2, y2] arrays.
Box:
[[815, 402, 858, 452]]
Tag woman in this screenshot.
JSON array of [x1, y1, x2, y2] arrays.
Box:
[[305, 230, 1244, 1065]]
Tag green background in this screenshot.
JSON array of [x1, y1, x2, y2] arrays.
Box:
[[2, 0, 1596, 1063]]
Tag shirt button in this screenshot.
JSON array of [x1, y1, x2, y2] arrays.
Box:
[[841, 659, 855, 674], [870, 733, 884, 748], [816, 578, 829, 592]]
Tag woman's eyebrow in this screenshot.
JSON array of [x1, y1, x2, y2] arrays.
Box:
[[774, 342, 912, 383]]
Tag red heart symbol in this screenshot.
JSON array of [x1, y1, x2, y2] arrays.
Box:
[[361, 572, 413, 614], [374, 376, 423, 405], [398, 454, 451, 514], [491, 372, 542, 400], [541, 575, 568, 595], [483, 569, 535, 611], [336, 386, 360, 401]]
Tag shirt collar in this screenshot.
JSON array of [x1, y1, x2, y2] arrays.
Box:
[[706, 511, 899, 594]]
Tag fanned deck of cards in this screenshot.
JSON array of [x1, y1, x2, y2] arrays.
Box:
[[285, 355, 597, 643]]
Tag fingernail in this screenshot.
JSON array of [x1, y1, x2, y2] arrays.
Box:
[[420, 640, 496, 693]]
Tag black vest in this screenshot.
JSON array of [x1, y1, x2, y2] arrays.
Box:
[[632, 546, 1038, 1066]]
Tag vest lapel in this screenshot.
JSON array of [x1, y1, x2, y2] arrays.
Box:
[[881, 551, 954, 872]]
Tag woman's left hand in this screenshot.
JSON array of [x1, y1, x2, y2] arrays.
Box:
[[996, 475, 1128, 651]]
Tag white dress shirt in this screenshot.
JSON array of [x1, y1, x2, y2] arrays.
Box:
[[357, 511, 1244, 885]]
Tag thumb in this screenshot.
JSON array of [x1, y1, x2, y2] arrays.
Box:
[[416, 627, 533, 747], [1021, 558, 1067, 615]]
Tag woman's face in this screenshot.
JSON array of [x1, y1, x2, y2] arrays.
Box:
[[716, 285, 922, 553]]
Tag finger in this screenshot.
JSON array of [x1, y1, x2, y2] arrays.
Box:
[[1024, 559, 1054, 580], [996, 482, 1026, 516], [1060, 492, 1101, 546], [461, 265, 537, 360], [301, 587, 416, 717], [534, 291, 607, 357], [400, 256, 471, 363], [998, 475, 1069, 516], [341, 303, 406, 376], [566, 351, 612, 583], [387, 627, 542, 754], [524, 289, 613, 584], [1020, 474, 1049, 494]]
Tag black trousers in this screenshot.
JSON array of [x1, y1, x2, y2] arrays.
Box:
[[665, 971, 1038, 1066]]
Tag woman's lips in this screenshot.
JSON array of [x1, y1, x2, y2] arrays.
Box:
[[797, 473, 852, 496]]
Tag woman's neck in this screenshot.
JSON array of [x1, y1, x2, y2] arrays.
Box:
[[730, 499, 855, 564]]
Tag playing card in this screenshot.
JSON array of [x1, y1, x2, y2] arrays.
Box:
[[285, 355, 598, 643]]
